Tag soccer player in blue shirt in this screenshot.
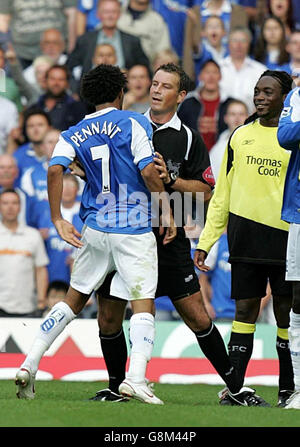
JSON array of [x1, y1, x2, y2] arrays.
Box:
[[15, 64, 176, 404], [277, 80, 300, 409]]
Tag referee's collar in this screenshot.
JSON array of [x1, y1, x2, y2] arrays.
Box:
[[144, 109, 181, 131]]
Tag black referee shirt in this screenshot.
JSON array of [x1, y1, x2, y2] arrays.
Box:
[[144, 109, 214, 266]]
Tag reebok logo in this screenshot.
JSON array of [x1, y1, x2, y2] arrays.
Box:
[[242, 139, 255, 145]]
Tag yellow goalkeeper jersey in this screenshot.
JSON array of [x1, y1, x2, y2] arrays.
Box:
[[197, 119, 291, 265]]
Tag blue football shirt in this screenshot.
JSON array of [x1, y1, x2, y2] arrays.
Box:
[[49, 107, 155, 234]]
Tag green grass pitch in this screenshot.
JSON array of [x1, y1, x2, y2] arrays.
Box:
[[1, 381, 300, 428]]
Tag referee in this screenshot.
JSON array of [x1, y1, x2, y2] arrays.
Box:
[[195, 70, 295, 407]]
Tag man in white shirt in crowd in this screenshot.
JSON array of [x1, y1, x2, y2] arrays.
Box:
[[0, 189, 49, 317], [219, 26, 266, 114], [209, 99, 249, 180], [0, 96, 19, 154]]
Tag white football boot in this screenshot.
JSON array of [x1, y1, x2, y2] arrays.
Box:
[[119, 379, 164, 405], [15, 367, 35, 400]]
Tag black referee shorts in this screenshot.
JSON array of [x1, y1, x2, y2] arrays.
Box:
[[154, 227, 200, 301], [156, 263, 200, 301], [231, 262, 292, 300]]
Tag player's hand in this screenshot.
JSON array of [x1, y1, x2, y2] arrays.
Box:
[[194, 249, 210, 272], [54, 218, 83, 248], [153, 151, 170, 184], [159, 214, 177, 245], [69, 157, 86, 180]]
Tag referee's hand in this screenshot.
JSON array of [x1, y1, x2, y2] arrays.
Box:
[[54, 218, 84, 249], [194, 249, 210, 272]]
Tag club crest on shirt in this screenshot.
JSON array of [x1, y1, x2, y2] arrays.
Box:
[[166, 159, 181, 176]]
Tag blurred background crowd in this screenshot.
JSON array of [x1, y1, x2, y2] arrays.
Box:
[[0, 0, 297, 322]]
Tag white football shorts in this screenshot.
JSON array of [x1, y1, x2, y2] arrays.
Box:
[[286, 222, 300, 281], [70, 226, 158, 300]]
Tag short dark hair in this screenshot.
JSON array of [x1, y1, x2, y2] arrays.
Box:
[[47, 280, 69, 296], [23, 107, 51, 127], [80, 64, 127, 106], [0, 188, 20, 201], [46, 64, 70, 81], [154, 63, 192, 93], [200, 58, 221, 72]]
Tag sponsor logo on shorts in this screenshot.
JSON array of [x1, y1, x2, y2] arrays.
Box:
[[184, 274, 193, 283]]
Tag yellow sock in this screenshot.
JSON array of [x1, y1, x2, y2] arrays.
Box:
[[232, 320, 256, 334]]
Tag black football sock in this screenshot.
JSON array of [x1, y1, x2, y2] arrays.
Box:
[[99, 329, 127, 394], [195, 322, 240, 394], [276, 328, 295, 392], [228, 321, 255, 391]]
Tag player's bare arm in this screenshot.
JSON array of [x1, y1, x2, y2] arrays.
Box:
[[48, 164, 83, 248]]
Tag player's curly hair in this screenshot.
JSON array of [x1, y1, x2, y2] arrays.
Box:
[[80, 64, 127, 106], [245, 70, 293, 124]]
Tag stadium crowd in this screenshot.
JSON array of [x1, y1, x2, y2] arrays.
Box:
[[0, 0, 299, 319]]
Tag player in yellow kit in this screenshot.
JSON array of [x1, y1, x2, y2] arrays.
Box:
[[194, 70, 295, 407]]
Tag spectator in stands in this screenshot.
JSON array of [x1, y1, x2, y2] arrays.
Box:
[[178, 59, 233, 150], [0, 154, 41, 228], [193, 15, 228, 78], [44, 173, 83, 284], [118, 0, 171, 63], [5, 45, 54, 107], [122, 64, 151, 113], [0, 96, 19, 154], [0, 46, 22, 112], [209, 99, 248, 180], [43, 280, 69, 316], [0, 189, 49, 316], [21, 128, 60, 206], [218, 26, 266, 113], [76, 0, 101, 35], [151, 0, 197, 60], [13, 109, 51, 185], [152, 49, 180, 73], [23, 29, 68, 87], [279, 30, 300, 76], [67, 0, 149, 90], [92, 43, 117, 66], [28, 65, 87, 131], [0, 1, 77, 69], [183, 0, 249, 80], [254, 15, 290, 70], [266, 0, 295, 37]]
